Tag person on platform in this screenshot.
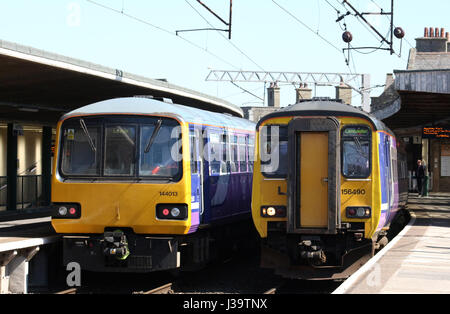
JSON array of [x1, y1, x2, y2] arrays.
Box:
[[416, 159, 426, 197]]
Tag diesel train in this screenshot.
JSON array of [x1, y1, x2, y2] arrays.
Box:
[[50, 96, 256, 273], [251, 99, 408, 279]]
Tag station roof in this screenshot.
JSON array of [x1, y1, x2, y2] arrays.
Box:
[[0, 39, 243, 126], [371, 69, 450, 130], [371, 32, 450, 131]]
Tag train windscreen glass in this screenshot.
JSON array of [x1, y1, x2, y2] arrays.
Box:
[[61, 124, 101, 176], [260, 125, 288, 177], [342, 126, 371, 178], [139, 123, 181, 177], [104, 126, 136, 176], [60, 116, 182, 180]]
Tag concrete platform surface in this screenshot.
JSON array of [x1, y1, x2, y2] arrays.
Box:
[[334, 193, 450, 294]]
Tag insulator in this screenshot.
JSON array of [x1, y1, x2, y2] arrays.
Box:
[[342, 31, 353, 43], [394, 27, 405, 39]]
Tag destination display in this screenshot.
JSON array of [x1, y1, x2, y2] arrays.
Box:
[[342, 127, 370, 137], [422, 126, 450, 139]]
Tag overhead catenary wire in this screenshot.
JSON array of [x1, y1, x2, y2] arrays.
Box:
[[271, 0, 342, 53], [85, 0, 239, 70], [367, 0, 436, 69], [184, 0, 265, 71]]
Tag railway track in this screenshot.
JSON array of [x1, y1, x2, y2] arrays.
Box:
[[134, 283, 173, 294], [55, 288, 77, 294], [54, 283, 174, 295]]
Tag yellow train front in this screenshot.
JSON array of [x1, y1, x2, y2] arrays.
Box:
[[252, 99, 407, 279], [51, 97, 255, 273]]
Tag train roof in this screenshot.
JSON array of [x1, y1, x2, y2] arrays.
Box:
[[256, 100, 392, 133], [61, 97, 256, 132]]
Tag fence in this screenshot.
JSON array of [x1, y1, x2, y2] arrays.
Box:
[[0, 175, 43, 210]]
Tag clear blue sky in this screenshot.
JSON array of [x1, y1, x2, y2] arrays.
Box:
[[0, 0, 449, 108]]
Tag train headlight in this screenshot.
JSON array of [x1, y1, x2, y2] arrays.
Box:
[[52, 203, 81, 219], [346, 206, 371, 219], [171, 207, 181, 217], [156, 204, 188, 220], [58, 206, 68, 216], [261, 206, 286, 218], [267, 207, 276, 216]]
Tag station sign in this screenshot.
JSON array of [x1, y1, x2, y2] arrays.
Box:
[[422, 126, 450, 139]]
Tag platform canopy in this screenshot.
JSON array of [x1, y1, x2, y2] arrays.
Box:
[[0, 39, 243, 126], [371, 69, 450, 130]]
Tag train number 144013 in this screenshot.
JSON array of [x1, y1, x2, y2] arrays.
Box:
[[160, 191, 178, 197], [341, 189, 366, 195]]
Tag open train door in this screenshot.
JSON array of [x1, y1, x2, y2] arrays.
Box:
[[286, 118, 341, 235]]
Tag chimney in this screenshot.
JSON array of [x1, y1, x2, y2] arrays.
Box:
[[416, 26, 448, 52], [335, 82, 352, 106], [295, 83, 312, 103], [385, 73, 394, 90], [267, 82, 280, 107]]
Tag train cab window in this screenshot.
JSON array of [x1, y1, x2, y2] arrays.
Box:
[[139, 122, 181, 178], [260, 125, 288, 177], [342, 126, 371, 178], [61, 124, 101, 176], [104, 125, 136, 176]]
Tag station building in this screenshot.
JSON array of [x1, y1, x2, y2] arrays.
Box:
[[0, 39, 242, 212], [372, 27, 450, 192]]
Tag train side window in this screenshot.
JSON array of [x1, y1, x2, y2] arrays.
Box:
[[341, 126, 371, 178], [209, 130, 228, 176], [230, 135, 238, 173], [238, 135, 247, 173], [248, 135, 255, 172], [189, 129, 198, 174]]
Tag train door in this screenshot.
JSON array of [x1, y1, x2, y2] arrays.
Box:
[[384, 135, 393, 217], [299, 132, 329, 228], [189, 127, 204, 226], [287, 118, 340, 234]]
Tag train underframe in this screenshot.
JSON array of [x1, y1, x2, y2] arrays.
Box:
[[260, 222, 378, 280], [62, 219, 256, 273]]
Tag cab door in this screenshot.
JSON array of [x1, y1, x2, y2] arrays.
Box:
[[189, 127, 203, 229], [299, 132, 329, 228], [287, 118, 340, 234]]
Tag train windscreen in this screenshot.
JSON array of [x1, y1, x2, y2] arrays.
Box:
[[59, 115, 182, 181], [341, 126, 371, 178]]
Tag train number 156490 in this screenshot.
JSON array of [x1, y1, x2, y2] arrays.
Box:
[[341, 189, 366, 195]]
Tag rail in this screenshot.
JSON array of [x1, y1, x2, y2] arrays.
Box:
[[134, 283, 173, 294]]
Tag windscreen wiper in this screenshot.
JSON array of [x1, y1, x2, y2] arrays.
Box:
[[80, 118, 97, 152], [353, 136, 367, 159], [144, 118, 163, 153]]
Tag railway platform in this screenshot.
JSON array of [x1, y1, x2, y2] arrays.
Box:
[[0, 211, 58, 294], [334, 192, 450, 294]]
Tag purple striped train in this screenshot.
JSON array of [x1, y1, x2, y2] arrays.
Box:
[[51, 97, 255, 273]]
